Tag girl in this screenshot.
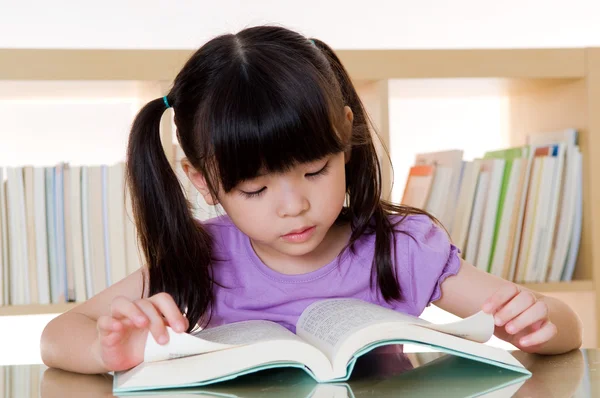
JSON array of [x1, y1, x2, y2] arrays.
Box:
[[40, 26, 582, 374]]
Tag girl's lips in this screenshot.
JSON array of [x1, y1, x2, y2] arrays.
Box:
[[282, 226, 316, 243]]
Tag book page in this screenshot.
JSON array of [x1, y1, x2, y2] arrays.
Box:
[[144, 320, 302, 363], [296, 299, 494, 361]]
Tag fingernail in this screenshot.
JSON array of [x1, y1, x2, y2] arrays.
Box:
[[521, 338, 530, 346], [136, 316, 146, 325], [158, 334, 169, 344], [494, 316, 503, 326], [506, 324, 515, 334]]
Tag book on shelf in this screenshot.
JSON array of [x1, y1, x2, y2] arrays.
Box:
[[400, 129, 582, 284], [0, 162, 145, 307], [112, 298, 530, 393]]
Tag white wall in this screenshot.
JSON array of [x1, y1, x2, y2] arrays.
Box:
[[1, 0, 600, 49], [389, 79, 510, 201]]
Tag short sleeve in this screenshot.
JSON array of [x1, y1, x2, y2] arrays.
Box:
[[394, 214, 462, 316]]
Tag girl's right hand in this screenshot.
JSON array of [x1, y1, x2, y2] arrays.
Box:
[[95, 292, 189, 372]]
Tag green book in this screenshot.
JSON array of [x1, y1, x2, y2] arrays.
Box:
[[113, 299, 531, 394], [483, 147, 526, 270]]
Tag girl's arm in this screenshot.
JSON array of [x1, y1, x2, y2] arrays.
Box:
[[40, 269, 146, 373], [434, 259, 583, 355]]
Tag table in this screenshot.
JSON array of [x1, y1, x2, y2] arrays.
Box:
[[2, 348, 597, 397]]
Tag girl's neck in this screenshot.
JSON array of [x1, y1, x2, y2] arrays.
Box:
[[250, 222, 352, 275]]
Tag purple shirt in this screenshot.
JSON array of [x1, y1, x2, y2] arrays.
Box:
[[203, 214, 461, 332]]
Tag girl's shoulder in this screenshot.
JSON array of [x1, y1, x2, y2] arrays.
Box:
[[388, 213, 461, 314], [390, 213, 456, 264], [390, 213, 450, 250]]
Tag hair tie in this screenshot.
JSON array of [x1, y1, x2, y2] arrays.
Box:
[[163, 96, 171, 109], [309, 39, 316, 46]]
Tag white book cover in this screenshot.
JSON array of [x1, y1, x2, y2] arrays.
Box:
[[33, 167, 50, 304], [62, 165, 76, 302], [450, 160, 481, 252], [45, 167, 60, 303], [475, 159, 505, 273], [69, 166, 87, 302], [101, 165, 112, 287], [23, 166, 39, 304], [7, 168, 29, 305], [561, 150, 583, 281], [54, 165, 67, 302], [80, 167, 93, 300], [524, 156, 556, 283], [464, 170, 489, 266], [425, 166, 454, 225]]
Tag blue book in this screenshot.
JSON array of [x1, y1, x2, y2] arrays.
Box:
[[113, 299, 531, 393]]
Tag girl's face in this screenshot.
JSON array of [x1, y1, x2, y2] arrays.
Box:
[[216, 151, 347, 261]]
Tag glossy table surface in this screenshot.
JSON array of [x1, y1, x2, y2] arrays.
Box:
[[2, 348, 597, 397]]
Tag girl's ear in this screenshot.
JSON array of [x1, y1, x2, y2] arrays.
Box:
[[343, 105, 354, 164], [181, 159, 219, 206]]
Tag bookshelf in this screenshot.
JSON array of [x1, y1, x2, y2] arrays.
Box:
[[0, 48, 598, 347]]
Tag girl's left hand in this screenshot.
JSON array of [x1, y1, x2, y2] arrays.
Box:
[[482, 284, 557, 352]]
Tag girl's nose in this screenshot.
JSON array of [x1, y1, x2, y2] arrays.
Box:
[[277, 190, 310, 218]]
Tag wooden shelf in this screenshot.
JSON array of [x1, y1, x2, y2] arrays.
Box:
[[0, 48, 586, 81], [0, 303, 79, 316]]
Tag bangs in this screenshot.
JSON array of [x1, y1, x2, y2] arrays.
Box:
[[202, 59, 345, 192]]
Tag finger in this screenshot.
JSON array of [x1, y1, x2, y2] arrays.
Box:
[[520, 321, 558, 347], [505, 301, 549, 335], [148, 292, 188, 332], [110, 296, 149, 328], [102, 330, 125, 348], [482, 284, 520, 314], [493, 290, 537, 327], [135, 299, 169, 345], [97, 316, 123, 337]]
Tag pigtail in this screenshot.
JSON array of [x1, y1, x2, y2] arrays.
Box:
[[126, 96, 213, 331], [312, 38, 435, 302]]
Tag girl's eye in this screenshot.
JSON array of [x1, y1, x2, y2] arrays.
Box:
[[305, 162, 330, 178], [239, 187, 266, 198]]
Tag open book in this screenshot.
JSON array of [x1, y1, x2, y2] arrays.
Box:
[[113, 298, 531, 393]]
